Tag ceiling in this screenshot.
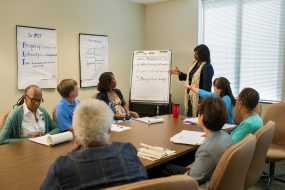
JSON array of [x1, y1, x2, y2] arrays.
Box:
[[130, 0, 169, 4]]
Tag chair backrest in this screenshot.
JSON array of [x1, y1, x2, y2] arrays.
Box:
[[208, 134, 256, 190], [263, 102, 285, 145], [105, 175, 199, 190], [245, 121, 275, 188], [0, 111, 10, 129], [255, 103, 262, 116], [52, 108, 56, 122]]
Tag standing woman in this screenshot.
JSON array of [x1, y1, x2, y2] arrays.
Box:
[[170, 44, 214, 117]]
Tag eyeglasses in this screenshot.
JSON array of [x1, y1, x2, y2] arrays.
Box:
[[25, 95, 44, 104]]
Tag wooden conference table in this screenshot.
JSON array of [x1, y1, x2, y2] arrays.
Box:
[[0, 115, 202, 190]]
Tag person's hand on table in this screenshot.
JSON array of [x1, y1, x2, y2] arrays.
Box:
[[170, 66, 180, 75]]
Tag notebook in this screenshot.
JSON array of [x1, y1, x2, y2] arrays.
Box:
[[170, 130, 205, 145], [29, 131, 73, 146]]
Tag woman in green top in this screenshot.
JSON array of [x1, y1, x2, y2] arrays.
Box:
[[231, 88, 263, 144], [0, 85, 58, 144]]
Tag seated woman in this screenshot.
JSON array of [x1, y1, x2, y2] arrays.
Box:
[[164, 97, 232, 185], [231, 88, 263, 144], [186, 97, 232, 185], [0, 85, 57, 144], [96, 72, 139, 120], [187, 77, 235, 124], [41, 99, 147, 189]]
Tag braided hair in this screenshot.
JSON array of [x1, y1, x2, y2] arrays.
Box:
[[15, 85, 40, 107]]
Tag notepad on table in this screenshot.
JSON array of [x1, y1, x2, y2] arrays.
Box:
[[170, 130, 205, 145], [111, 124, 131, 132], [29, 131, 73, 146], [135, 117, 164, 124]]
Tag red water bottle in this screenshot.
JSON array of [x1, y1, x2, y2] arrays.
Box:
[[172, 104, 180, 118]]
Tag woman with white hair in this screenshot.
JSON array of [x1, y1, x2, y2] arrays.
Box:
[[41, 99, 147, 190]]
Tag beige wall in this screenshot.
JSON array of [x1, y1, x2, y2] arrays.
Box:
[[0, 0, 144, 113], [145, 0, 199, 111], [144, 0, 275, 113]]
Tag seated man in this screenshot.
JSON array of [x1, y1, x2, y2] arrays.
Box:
[[0, 85, 57, 144], [56, 79, 79, 132], [96, 72, 139, 120], [41, 99, 147, 189], [231, 88, 263, 144]]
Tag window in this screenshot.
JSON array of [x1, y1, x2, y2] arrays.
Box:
[[199, 0, 285, 101]]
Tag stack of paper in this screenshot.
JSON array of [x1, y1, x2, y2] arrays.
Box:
[[111, 124, 131, 132], [137, 143, 176, 161], [135, 117, 164, 124], [29, 131, 73, 146], [170, 130, 205, 145]]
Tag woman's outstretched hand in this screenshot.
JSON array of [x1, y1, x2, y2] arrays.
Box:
[[185, 84, 199, 94], [170, 66, 180, 75]]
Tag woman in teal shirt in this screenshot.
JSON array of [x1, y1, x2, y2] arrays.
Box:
[[231, 88, 263, 144], [0, 85, 57, 144], [187, 77, 235, 124]]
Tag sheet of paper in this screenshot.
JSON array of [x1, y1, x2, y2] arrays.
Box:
[[17, 26, 58, 89], [222, 124, 237, 130], [29, 131, 73, 146], [130, 50, 171, 104], [135, 117, 164, 124], [183, 117, 198, 124], [170, 130, 205, 145], [80, 34, 109, 87], [111, 124, 130, 132], [29, 135, 50, 146]]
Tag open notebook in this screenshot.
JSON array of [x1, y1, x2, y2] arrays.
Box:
[[29, 131, 73, 146]]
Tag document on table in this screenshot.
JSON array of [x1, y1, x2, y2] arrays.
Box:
[[183, 117, 198, 124], [170, 130, 205, 145], [135, 117, 164, 124], [29, 131, 73, 146], [111, 124, 131, 132], [222, 124, 236, 130], [183, 117, 236, 130]]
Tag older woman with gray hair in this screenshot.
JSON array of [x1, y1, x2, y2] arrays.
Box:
[[41, 99, 147, 190]]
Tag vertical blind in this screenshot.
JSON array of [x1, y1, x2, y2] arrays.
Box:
[[200, 0, 285, 101]]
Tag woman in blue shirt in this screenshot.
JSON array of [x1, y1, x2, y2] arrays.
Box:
[[187, 77, 235, 124]]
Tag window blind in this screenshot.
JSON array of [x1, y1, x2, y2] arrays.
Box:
[[200, 0, 285, 101]]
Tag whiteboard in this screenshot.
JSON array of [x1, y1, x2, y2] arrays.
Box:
[[17, 26, 58, 89], [79, 34, 109, 87], [130, 50, 172, 104]]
